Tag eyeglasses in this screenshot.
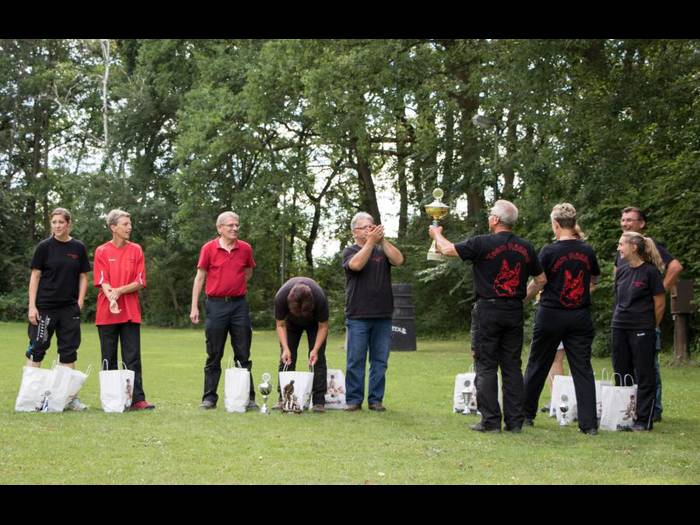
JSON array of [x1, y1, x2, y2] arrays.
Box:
[[353, 225, 373, 231]]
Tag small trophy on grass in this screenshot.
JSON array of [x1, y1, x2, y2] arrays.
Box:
[[258, 373, 272, 415]]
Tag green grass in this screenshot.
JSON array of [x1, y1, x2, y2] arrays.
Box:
[[1, 321, 699, 484]]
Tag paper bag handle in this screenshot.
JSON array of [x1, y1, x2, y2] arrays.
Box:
[[102, 359, 110, 371]]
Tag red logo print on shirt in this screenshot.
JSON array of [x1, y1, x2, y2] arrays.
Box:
[[632, 280, 646, 288], [493, 259, 521, 297], [560, 269, 584, 307]]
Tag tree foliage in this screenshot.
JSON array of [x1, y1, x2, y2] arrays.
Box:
[[1, 39, 698, 354]]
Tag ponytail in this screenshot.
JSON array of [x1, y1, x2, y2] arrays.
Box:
[[573, 224, 587, 240], [643, 237, 665, 273]]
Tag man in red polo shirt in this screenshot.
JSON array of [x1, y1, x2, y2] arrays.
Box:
[[190, 211, 257, 410], [94, 209, 154, 410]]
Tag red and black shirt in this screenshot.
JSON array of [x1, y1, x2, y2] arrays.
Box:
[[455, 231, 542, 300], [538, 240, 601, 309]]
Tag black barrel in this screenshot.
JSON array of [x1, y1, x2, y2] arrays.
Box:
[[391, 283, 416, 351]]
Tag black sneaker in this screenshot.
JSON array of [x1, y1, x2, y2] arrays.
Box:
[[631, 422, 651, 432], [199, 399, 216, 410], [505, 426, 522, 433], [523, 418, 534, 427], [579, 427, 598, 435], [470, 422, 501, 433]]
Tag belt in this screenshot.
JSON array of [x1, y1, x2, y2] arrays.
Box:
[[206, 295, 245, 302], [477, 297, 523, 304]]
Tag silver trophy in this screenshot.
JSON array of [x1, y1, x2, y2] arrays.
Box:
[[258, 373, 272, 415], [559, 394, 570, 426]]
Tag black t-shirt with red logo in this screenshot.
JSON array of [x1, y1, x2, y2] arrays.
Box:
[[454, 231, 543, 300], [538, 240, 601, 310], [613, 262, 665, 330], [30, 237, 91, 309]]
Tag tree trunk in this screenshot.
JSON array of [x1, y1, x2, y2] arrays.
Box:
[[501, 109, 517, 200], [305, 203, 321, 274], [396, 115, 408, 239], [352, 139, 381, 224]]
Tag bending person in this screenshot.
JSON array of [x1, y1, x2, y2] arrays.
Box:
[[274, 277, 329, 413]]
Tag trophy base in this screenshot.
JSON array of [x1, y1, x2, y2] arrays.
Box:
[[427, 251, 446, 262]]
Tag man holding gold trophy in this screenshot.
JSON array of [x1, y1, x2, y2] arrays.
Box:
[[428, 197, 545, 433]]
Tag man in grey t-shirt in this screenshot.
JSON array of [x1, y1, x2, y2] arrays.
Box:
[[342, 212, 404, 412]]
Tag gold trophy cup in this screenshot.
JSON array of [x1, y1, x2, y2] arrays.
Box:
[[425, 188, 449, 261]]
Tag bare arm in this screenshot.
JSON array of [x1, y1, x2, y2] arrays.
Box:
[[309, 321, 329, 366], [78, 273, 88, 310], [190, 268, 207, 324], [428, 225, 459, 257], [276, 319, 292, 364], [589, 275, 600, 294], [111, 281, 144, 298], [653, 293, 666, 327], [244, 267, 253, 282], [28, 269, 41, 325], [381, 239, 404, 266], [663, 259, 683, 291], [524, 272, 547, 303], [347, 239, 378, 271]]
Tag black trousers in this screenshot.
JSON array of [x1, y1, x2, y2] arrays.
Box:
[[26, 304, 81, 364], [98, 322, 146, 403], [612, 328, 656, 430], [203, 297, 254, 403], [276, 321, 328, 405], [522, 306, 597, 431], [471, 300, 525, 430]]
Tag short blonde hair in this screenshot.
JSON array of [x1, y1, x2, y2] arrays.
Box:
[[106, 209, 130, 228], [551, 203, 587, 239]]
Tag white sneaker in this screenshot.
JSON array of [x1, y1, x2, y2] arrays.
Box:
[[66, 398, 88, 411]]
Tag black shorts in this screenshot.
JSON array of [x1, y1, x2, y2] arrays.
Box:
[[26, 304, 82, 364]]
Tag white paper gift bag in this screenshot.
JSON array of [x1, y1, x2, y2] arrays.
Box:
[[46, 364, 75, 412], [99, 360, 135, 413], [279, 365, 314, 412], [595, 368, 613, 420], [224, 360, 250, 413], [453, 371, 477, 414], [453, 365, 502, 415], [15, 365, 55, 412], [325, 368, 347, 409], [550, 375, 578, 424], [600, 374, 637, 431]]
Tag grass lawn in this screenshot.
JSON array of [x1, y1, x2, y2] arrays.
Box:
[[1, 321, 699, 484]]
